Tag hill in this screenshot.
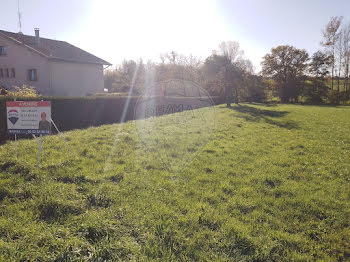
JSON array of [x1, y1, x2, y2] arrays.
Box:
[[0, 104, 349, 261]]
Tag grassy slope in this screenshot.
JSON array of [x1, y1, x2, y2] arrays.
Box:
[[0, 104, 349, 261]]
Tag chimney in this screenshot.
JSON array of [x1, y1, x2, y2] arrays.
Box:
[[34, 28, 40, 44]]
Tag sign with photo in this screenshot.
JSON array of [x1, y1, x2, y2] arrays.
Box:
[[6, 101, 52, 135]]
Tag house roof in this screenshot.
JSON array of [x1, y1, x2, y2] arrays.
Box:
[[0, 29, 112, 65]]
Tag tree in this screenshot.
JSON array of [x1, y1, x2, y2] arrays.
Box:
[[104, 59, 144, 94], [309, 51, 331, 78], [336, 26, 345, 93], [306, 51, 331, 102], [321, 16, 343, 90], [202, 41, 253, 106], [103, 43, 260, 105], [240, 75, 266, 102], [218, 41, 243, 63], [203, 54, 232, 105], [261, 45, 309, 102], [158, 52, 202, 82], [217, 41, 245, 106], [341, 22, 350, 91]]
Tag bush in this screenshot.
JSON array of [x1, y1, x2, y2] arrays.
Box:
[[7, 85, 41, 98], [0, 95, 221, 144]]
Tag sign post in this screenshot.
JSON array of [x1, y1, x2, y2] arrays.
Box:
[[14, 134, 17, 159], [38, 134, 43, 166], [6, 101, 52, 166], [6, 101, 52, 135], [6, 100, 74, 165], [50, 118, 74, 157]]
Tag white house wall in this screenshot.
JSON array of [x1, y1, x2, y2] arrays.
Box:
[[0, 35, 50, 94], [50, 60, 104, 96]]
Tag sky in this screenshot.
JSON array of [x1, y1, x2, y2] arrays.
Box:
[[0, 0, 349, 72]]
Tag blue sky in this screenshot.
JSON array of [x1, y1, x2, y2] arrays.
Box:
[[0, 0, 349, 72]]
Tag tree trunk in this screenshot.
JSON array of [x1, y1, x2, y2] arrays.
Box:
[[338, 61, 341, 93], [346, 63, 349, 92], [224, 66, 230, 107], [234, 85, 239, 104], [225, 86, 230, 107], [331, 52, 334, 90]]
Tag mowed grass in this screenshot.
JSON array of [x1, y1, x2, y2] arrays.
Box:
[[0, 103, 350, 261]]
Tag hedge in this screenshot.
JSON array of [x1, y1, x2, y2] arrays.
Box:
[[0, 96, 221, 143]]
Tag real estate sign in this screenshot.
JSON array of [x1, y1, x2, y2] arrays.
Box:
[[6, 101, 52, 135]]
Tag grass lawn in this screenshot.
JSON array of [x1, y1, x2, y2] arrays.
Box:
[[0, 103, 349, 261]]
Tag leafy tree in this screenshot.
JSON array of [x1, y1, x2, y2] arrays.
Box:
[[104, 59, 144, 94], [261, 45, 309, 102], [240, 75, 266, 102], [104, 43, 262, 104], [304, 51, 331, 103], [309, 51, 331, 78], [203, 54, 232, 104], [202, 41, 256, 106]]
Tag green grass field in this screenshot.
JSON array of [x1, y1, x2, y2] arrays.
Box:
[[0, 104, 350, 261]]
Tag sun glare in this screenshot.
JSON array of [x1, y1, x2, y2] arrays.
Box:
[[76, 0, 228, 64]]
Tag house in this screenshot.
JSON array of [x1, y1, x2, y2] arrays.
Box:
[[0, 28, 111, 96]]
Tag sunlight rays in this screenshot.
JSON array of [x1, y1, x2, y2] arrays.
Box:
[[103, 63, 140, 173]]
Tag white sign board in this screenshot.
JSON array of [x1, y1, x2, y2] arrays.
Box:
[[6, 101, 52, 135]]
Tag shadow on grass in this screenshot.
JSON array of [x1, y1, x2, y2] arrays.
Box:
[[246, 102, 278, 107], [228, 104, 299, 129]]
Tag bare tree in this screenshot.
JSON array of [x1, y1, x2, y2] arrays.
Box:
[[321, 16, 343, 90], [342, 22, 350, 91], [218, 41, 244, 63], [158, 52, 203, 82], [336, 29, 344, 93], [217, 41, 245, 106]]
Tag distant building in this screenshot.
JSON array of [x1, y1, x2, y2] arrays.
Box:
[[0, 28, 111, 96]]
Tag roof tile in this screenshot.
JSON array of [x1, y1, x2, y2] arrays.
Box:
[[0, 29, 111, 65]]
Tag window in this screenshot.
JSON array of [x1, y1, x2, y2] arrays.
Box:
[[5, 68, 9, 78], [11, 68, 15, 78], [28, 69, 37, 81], [0, 68, 3, 78], [0, 46, 7, 55]]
